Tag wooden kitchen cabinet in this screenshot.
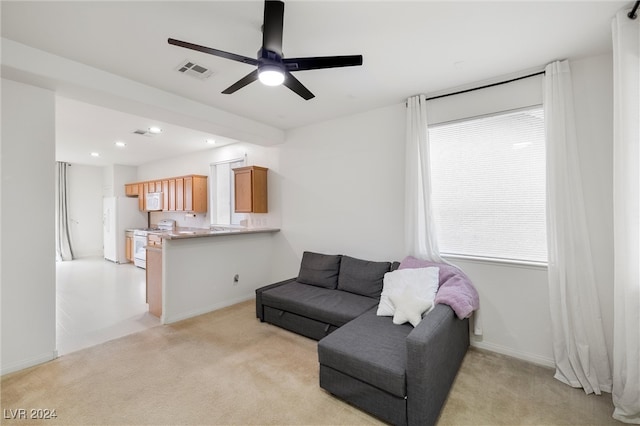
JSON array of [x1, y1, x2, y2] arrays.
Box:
[[168, 179, 176, 211], [147, 233, 162, 248], [125, 184, 138, 196], [184, 177, 193, 212], [233, 166, 268, 213], [162, 180, 169, 211], [184, 175, 208, 213], [138, 183, 145, 210], [146, 243, 162, 318], [125, 174, 208, 213], [125, 231, 134, 262], [176, 178, 184, 211]]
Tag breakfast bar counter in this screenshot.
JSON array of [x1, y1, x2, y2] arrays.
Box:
[[156, 226, 281, 325], [158, 226, 280, 240]]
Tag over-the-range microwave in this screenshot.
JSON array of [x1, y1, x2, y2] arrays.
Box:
[[146, 192, 163, 211]]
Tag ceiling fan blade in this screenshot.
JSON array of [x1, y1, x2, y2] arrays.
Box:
[[222, 70, 259, 94], [283, 72, 315, 100], [262, 1, 284, 55], [168, 38, 259, 66], [284, 55, 363, 71]]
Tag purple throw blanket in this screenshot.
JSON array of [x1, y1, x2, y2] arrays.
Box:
[[399, 256, 479, 319]]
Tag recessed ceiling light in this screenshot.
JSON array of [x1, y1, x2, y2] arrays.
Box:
[[206, 139, 216, 145], [90, 152, 100, 157], [115, 141, 126, 147], [148, 126, 163, 134]]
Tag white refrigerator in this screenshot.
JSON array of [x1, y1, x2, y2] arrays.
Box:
[[103, 196, 147, 263]]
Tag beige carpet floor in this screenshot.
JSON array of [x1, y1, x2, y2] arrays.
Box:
[[1, 300, 619, 425]]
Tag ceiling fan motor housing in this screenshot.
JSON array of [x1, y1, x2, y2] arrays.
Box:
[[258, 48, 284, 69]]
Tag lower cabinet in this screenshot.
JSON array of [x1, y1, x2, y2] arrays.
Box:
[[146, 244, 162, 318], [125, 231, 134, 263]]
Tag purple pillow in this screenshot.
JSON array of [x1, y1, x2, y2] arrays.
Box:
[[399, 256, 461, 287], [398, 256, 479, 319]]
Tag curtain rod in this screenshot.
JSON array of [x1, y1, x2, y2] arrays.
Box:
[[425, 70, 546, 102], [629, 1, 639, 19]]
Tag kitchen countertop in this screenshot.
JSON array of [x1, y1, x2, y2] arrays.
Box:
[[150, 226, 280, 240]]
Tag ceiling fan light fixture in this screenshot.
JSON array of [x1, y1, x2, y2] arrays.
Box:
[[258, 65, 285, 86]]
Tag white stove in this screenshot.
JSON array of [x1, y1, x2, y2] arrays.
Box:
[[133, 219, 176, 269]]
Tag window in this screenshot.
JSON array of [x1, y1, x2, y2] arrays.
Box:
[[428, 107, 547, 264], [209, 158, 245, 225]]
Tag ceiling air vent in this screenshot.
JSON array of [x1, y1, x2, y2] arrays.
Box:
[[132, 129, 157, 137], [176, 60, 214, 80], [132, 128, 161, 137]]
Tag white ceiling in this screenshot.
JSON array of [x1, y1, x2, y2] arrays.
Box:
[[1, 1, 630, 166], [55, 97, 238, 167]]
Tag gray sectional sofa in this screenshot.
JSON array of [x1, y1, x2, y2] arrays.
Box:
[[255, 251, 470, 426]]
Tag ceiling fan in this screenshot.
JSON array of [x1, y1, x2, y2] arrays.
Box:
[[168, 0, 363, 100]]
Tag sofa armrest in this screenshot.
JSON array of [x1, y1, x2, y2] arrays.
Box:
[[255, 278, 297, 320], [405, 303, 469, 426]]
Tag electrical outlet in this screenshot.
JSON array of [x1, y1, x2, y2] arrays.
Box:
[[233, 274, 239, 285]]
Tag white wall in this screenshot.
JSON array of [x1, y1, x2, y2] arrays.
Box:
[[271, 103, 407, 281], [1, 79, 57, 374], [103, 164, 138, 198], [162, 232, 278, 323], [66, 164, 104, 258]]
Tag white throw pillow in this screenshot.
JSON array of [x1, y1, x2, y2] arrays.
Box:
[[390, 288, 434, 327], [376, 267, 440, 321]]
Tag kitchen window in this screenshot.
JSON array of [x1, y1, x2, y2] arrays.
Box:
[[428, 106, 547, 264], [210, 158, 245, 226]]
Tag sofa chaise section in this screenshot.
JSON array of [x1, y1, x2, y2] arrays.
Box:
[[318, 303, 469, 426]]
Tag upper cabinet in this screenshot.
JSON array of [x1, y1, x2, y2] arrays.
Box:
[[125, 184, 138, 196], [125, 174, 208, 213], [184, 175, 208, 213], [233, 166, 268, 213]]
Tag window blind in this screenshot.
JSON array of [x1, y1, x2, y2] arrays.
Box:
[[428, 107, 547, 263]]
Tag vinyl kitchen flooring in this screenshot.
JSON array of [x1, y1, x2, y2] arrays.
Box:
[[55, 257, 160, 355]]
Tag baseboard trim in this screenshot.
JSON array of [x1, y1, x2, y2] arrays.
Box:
[[1, 350, 58, 376], [470, 340, 555, 368], [73, 251, 103, 259], [162, 294, 255, 324]]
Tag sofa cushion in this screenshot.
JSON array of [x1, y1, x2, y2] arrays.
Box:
[[261, 282, 378, 327], [297, 252, 342, 289], [318, 308, 412, 398], [337, 255, 391, 298]]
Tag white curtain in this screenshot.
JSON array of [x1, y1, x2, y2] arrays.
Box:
[[544, 60, 612, 395], [405, 94, 445, 262], [55, 161, 74, 261], [612, 9, 640, 424]]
